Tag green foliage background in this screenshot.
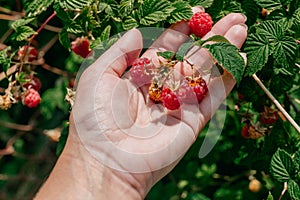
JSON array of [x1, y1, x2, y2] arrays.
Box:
[[0, 0, 299, 199]]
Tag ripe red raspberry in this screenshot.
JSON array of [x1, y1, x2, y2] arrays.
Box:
[[71, 37, 91, 58], [189, 12, 213, 37], [260, 108, 278, 124], [23, 76, 42, 91], [130, 57, 155, 85], [23, 89, 41, 108], [241, 124, 250, 139], [161, 87, 180, 110], [182, 76, 208, 103], [18, 46, 38, 62]]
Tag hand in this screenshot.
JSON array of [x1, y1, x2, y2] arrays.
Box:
[[35, 9, 247, 200]]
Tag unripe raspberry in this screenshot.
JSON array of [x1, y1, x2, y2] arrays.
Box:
[[248, 179, 262, 193], [71, 37, 91, 58], [23, 89, 41, 108], [18, 46, 38, 62], [189, 12, 213, 37]]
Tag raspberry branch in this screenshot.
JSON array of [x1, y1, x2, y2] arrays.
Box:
[[252, 74, 300, 133]]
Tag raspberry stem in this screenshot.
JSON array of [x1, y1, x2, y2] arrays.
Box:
[[252, 74, 300, 133]]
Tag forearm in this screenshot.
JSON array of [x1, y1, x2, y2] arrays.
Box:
[[34, 125, 143, 200]]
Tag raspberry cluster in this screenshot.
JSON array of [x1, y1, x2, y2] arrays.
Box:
[[129, 57, 208, 110]]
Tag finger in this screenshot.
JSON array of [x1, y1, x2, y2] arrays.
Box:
[[202, 13, 247, 40], [87, 28, 143, 77], [223, 24, 248, 48]]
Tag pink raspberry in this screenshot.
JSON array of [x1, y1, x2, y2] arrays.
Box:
[[23, 89, 41, 108], [130, 57, 155, 86], [182, 77, 208, 103], [161, 87, 181, 110], [189, 12, 213, 37]]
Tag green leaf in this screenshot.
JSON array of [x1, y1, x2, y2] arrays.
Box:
[[293, 8, 300, 26], [176, 42, 194, 62], [273, 36, 297, 70], [200, 35, 230, 45], [288, 179, 300, 200], [244, 33, 272, 76], [15, 26, 36, 41], [267, 192, 274, 200], [157, 51, 175, 60], [26, 0, 55, 17], [11, 18, 35, 30], [122, 16, 138, 30], [253, 0, 282, 11], [100, 25, 111, 41], [56, 121, 69, 156], [53, 1, 71, 22], [270, 149, 294, 182], [257, 21, 284, 40], [59, 0, 93, 10], [187, 193, 211, 200], [204, 42, 245, 85], [119, 0, 135, 17], [139, 0, 174, 25], [167, 1, 193, 24], [59, 28, 71, 50], [189, 0, 214, 8]]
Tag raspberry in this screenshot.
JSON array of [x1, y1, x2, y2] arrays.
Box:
[[130, 57, 155, 85], [23, 76, 42, 91], [23, 89, 41, 108], [71, 37, 91, 58], [161, 87, 180, 110], [183, 76, 208, 103], [241, 124, 250, 139], [189, 12, 213, 37], [18, 46, 38, 62], [260, 108, 278, 124]]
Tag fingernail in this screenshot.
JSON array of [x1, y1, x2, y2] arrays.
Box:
[[238, 23, 248, 31], [240, 13, 247, 22]]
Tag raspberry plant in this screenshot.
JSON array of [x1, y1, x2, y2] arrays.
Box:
[[0, 0, 299, 199]]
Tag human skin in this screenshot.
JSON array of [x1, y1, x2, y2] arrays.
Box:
[[35, 9, 247, 200]]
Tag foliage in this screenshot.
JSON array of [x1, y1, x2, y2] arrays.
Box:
[[0, 0, 299, 199]]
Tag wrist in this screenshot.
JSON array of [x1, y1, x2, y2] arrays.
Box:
[[35, 124, 144, 200]]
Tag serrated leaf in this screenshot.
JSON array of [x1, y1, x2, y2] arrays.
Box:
[[200, 35, 230, 45], [66, 22, 84, 34], [59, 28, 70, 50], [26, 0, 54, 17], [59, 0, 93, 10], [273, 36, 297, 70], [98, 0, 119, 16], [100, 25, 111, 41], [15, 26, 36, 41], [157, 51, 175, 60], [204, 42, 245, 85], [294, 149, 300, 170], [139, 0, 174, 25], [122, 16, 138, 30], [11, 18, 35, 30], [189, 0, 214, 8], [167, 1, 193, 24], [288, 179, 300, 200], [119, 0, 134, 17], [293, 8, 300, 26], [244, 33, 272, 76], [254, 0, 282, 11], [53, 2, 71, 22], [176, 42, 194, 62], [257, 20, 284, 40], [270, 149, 294, 182]]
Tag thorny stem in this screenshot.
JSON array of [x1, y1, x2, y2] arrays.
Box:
[[252, 74, 300, 133]]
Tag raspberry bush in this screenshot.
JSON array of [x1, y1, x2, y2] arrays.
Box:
[[0, 0, 299, 199]]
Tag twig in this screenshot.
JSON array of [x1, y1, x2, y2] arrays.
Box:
[[0, 121, 33, 131], [0, 29, 13, 43], [278, 182, 288, 200], [252, 74, 300, 133], [41, 63, 74, 77], [0, 13, 19, 21], [0, 64, 18, 81]]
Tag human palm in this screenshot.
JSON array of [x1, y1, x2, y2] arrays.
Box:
[[69, 10, 247, 197]]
